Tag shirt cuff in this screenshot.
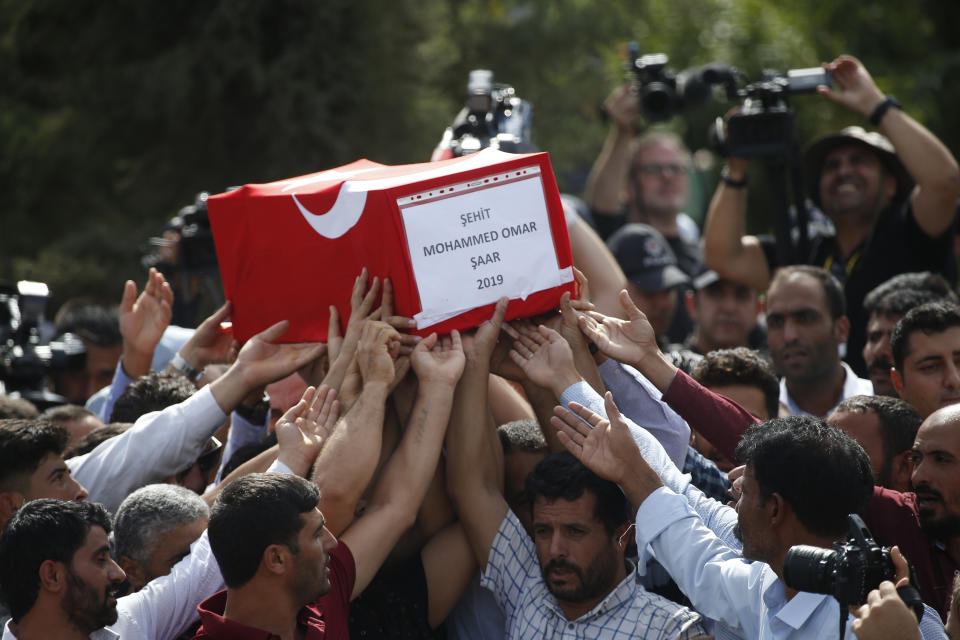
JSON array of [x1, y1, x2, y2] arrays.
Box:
[[635, 487, 694, 550], [267, 459, 294, 475], [559, 381, 606, 418]]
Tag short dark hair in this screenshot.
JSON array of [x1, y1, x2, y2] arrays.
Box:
[[734, 415, 873, 538], [863, 272, 958, 318], [0, 499, 112, 621], [0, 419, 69, 493], [65, 423, 131, 459], [691, 348, 780, 420], [497, 419, 548, 454], [109, 371, 195, 423], [524, 451, 631, 535], [209, 473, 320, 588], [769, 265, 846, 321], [891, 302, 960, 374], [41, 404, 97, 424], [54, 300, 121, 347], [0, 396, 40, 420], [834, 395, 921, 464]]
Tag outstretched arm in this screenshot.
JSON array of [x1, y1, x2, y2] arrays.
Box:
[[312, 321, 397, 536], [446, 299, 510, 569], [579, 289, 757, 461], [342, 330, 465, 599], [70, 319, 324, 513], [819, 55, 959, 237]]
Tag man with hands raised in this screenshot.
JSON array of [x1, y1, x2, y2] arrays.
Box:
[[447, 298, 706, 639]]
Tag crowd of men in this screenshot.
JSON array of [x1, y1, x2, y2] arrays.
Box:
[[2, 53, 960, 639]]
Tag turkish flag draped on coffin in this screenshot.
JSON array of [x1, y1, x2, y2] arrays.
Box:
[[208, 148, 576, 342]]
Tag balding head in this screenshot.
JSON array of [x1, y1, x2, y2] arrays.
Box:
[[911, 404, 960, 541]]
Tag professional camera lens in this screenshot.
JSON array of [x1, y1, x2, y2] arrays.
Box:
[[782, 544, 837, 594]]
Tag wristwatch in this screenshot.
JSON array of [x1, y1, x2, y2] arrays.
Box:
[[170, 353, 204, 382]]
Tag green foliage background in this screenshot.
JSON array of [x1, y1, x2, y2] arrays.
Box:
[[2, 0, 958, 315]]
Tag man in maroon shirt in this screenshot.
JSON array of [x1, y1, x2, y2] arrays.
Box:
[[194, 325, 466, 639], [194, 473, 351, 640]]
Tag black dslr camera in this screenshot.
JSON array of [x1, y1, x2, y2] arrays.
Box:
[[0, 281, 86, 408], [783, 514, 923, 622]]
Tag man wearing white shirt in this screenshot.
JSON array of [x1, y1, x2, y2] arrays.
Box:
[[766, 265, 872, 417]]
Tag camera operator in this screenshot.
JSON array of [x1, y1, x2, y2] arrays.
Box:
[[703, 54, 960, 377], [585, 87, 704, 342]]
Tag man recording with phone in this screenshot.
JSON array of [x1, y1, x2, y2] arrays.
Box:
[[703, 54, 959, 377]]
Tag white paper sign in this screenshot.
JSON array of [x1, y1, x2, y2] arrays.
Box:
[[398, 165, 573, 327]]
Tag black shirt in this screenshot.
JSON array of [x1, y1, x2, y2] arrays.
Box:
[[761, 199, 956, 376]]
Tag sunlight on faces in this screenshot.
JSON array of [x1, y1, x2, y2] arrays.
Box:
[[631, 142, 690, 217], [689, 281, 759, 352], [290, 507, 338, 603], [532, 493, 621, 605], [27, 453, 88, 502], [818, 145, 895, 220], [62, 525, 126, 633], [863, 312, 900, 397], [911, 407, 960, 540], [894, 327, 960, 418], [733, 466, 777, 566], [766, 273, 844, 384]]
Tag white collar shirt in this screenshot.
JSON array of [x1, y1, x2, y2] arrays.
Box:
[[779, 361, 873, 417]]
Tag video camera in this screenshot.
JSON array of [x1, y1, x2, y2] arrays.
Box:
[[143, 191, 219, 277], [783, 514, 923, 628], [626, 45, 830, 157], [432, 70, 536, 159], [0, 281, 86, 409]]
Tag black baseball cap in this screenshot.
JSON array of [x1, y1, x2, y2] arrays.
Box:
[[607, 224, 690, 292]]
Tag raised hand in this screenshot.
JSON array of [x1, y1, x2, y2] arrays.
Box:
[[355, 320, 399, 387], [460, 297, 508, 367], [210, 320, 326, 415], [577, 289, 659, 367], [178, 300, 237, 371], [119, 267, 174, 377], [509, 324, 580, 396], [276, 385, 340, 477], [550, 392, 663, 501], [817, 55, 885, 118], [234, 321, 327, 391], [411, 330, 466, 387], [378, 278, 419, 354]]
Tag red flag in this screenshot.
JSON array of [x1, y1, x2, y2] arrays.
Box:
[[208, 149, 575, 342]]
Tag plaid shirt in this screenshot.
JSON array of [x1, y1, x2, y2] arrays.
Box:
[[682, 446, 732, 504], [481, 510, 705, 639]]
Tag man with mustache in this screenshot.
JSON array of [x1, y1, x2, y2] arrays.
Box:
[[765, 265, 872, 417], [861, 272, 957, 397], [704, 54, 959, 377], [0, 500, 127, 640], [446, 301, 706, 638]]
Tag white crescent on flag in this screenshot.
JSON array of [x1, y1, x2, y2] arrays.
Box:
[[290, 184, 367, 240]]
